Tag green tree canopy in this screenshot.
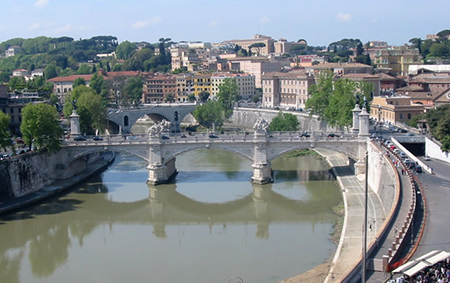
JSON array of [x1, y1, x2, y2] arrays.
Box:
[[64, 85, 106, 135], [89, 73, 104, 95], [72, 77, 86, 89], [0, 111, 11, 151], [123, 76, 143, 106], [269, 112, 299, 132], [116, 41, 135, 60], [20, 103, 63, 152], [198, 91, 210, 102], [217, 78, 240, 118], [306, 72, 373, 128], [193, 100, 224, 129]]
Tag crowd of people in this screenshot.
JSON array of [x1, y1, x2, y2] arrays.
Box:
[[390, 259, 450, 283]]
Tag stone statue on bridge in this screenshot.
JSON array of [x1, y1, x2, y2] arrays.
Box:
[[253, 117, 269, 134], [148, 119, 172, 137]]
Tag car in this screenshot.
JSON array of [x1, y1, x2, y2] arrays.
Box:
[[125, 136, 139, 140], [327, 133, 339, 138], [393, 148, 400, 154], [390, 145, 397, 150], [397, 129, 407, 133], [300, 132, 310, 138], [161, 135, 170, 140], [406, 133, 415, 136], [93, 136, 103, 141], [74, 136, 87, 141], [209, 134, 219, 138], [415, 165, 422, 173], [180, 134, 187, 138], [399, 152, 407, 159], [423, 155, 431, 161]]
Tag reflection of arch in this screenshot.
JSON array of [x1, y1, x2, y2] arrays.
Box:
[[72, 148, 149, 164], [124, 116, 129, 127]]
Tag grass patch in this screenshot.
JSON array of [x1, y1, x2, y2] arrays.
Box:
[[285, 149, 322, 159], [330, 201, 345, 244]]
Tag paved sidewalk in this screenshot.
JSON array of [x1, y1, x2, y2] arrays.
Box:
[[0, 152, 115, 215], [367, 148, 415, 282], [315, 149, 385, 283]]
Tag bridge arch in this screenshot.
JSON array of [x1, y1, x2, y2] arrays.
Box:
[[69, 147, 149, 164], [165, 144, 254, 163]]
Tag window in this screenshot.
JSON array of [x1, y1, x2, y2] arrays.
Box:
[[399, 113, 403, 119], [407, 113, 411, 119]]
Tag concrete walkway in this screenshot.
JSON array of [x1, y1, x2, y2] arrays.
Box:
[[0, 152, 115, 215], [315, 148, 385, 283]]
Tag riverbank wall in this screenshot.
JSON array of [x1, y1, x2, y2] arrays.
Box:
[[0, 149, 102, 202]]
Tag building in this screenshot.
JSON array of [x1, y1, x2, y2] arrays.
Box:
[[142, 74, 177, 104], [12, 69, 29, 77], [47, 70, 140, 104], [408, 64, 450, 75], [170, 47, 201, 72], [305, 62, 373, 77], [175, 74, 194, 102], [211, 73, 255, 100], [370, 96, 424, 125], [375, 47, 422, 76], [192, 74, 212, 97], [229, 57, 281, 88], [341, 73, 381, 98], [262, 70, 315, 109], [5, 46, 21, 57], [221, 34, 275, 56], [378, 73, 405, 94]]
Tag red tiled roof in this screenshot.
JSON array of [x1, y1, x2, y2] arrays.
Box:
[[47, 74, 96, 82]]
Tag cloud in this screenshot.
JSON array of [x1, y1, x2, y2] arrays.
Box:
[[210, 21, 218, 27], [335, 13, 351, 22], [132, 17, 161, 29], [29, 23, 41, 30], [132, 21, 149, 29], [35, 0, 49, 7], [260, 16, 270, 24], [53, 24, 73, 34]]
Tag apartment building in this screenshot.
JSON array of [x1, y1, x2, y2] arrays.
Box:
[[192, 74, 212, 97], [370, 96, 424, 125], [305, 62, 373, 77], [175, 74, 194, 102], [375, 47, 422, 76], [211, 73, 255, 100], [229, 57, 281, 88], [142, 74, 177, 103], [262, 70, 315, 109]]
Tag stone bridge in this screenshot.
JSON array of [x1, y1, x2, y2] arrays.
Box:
[[107, 103, 197, 134], [64, 104, 371, 185]]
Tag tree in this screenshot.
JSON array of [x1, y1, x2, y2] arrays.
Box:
[[44, 64, 58, 80], [20, 103, 63, 152], [426, 104, 450, 140], [75, 64, 92, 74], [217, 78, 240, 118], [72, 77, 86, 89], [64, 85, 106, 135], [165, 93, 175, 103], [193, 100, 224, 129], [441, 136, 450, 152], [123, 76, 143, 106], [429, 43, 450, 58], [306, 72, 373, 128], [198, 91, 210, 102], [0, 111, 11, 151], [356, 42, 364, 56], [116, 41, 135, 60], [89, 73, 104, 95], [269, 112, 299, 132], [187, 93, 196, 102]]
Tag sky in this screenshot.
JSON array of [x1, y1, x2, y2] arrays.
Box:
[[0, 0, 449, 47]]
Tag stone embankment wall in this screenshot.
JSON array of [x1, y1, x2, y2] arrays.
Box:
[[425, 136, 450, 163], [367, 141, 397, 218], [227, 108, 334, 132], [0, 149, 95, 202]]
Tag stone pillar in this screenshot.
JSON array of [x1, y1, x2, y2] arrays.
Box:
[[352, 104, 362, 133], [147, 135, 177, 185], [70, 110, 81, 138], [358, 108, 370, 137], [251, 133, 273, 184]]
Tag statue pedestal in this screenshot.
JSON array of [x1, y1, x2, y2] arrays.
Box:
[[70, 110, 81, 138]]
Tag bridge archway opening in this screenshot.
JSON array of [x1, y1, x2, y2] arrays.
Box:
[[129, 113, 169, 135], [106, 120, 120, 135]]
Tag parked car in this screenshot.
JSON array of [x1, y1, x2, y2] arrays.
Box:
[[415, 165, 422, 173], [397, 128, 407, 133], [74, 136, 87, 141], [161, 135, 170, 140], [423, 155, 431, 161], [180, 134, 187, 138], [300, 132, 310, 138], [399, 152, 407, 159], [209, 134, 219, 138], [93, 136, 103, 141], [126, 136, 139, 140], [393, 148, 401, 155], [327, 133, 339, 138]]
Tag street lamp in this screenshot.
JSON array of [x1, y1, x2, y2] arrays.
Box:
[[378, 104, 382, 137]]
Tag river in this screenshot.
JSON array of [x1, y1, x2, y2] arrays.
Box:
[[0, 149, 342, 283]]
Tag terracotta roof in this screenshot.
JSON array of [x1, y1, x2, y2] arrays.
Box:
[[262, 70, 308, 78], [407, 92, 435, 100], [309, 62, 372, 69], [105, 71, 139, 78], [396, 85, 424, 92], [377, 73, 400, 81], [47, 74, 96, 82], [341, 73, 380, 79]]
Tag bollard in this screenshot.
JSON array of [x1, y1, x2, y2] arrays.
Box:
[[396, 235, 400, 244], [388, 248, 392, 257], [383, 255, 389, 271], [392, 242, 397, 250]]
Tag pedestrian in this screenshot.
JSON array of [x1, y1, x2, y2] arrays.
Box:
[[401, 168, 404, 175]]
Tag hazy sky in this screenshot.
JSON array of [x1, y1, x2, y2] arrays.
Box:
[[1, 0, 448, 47]]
